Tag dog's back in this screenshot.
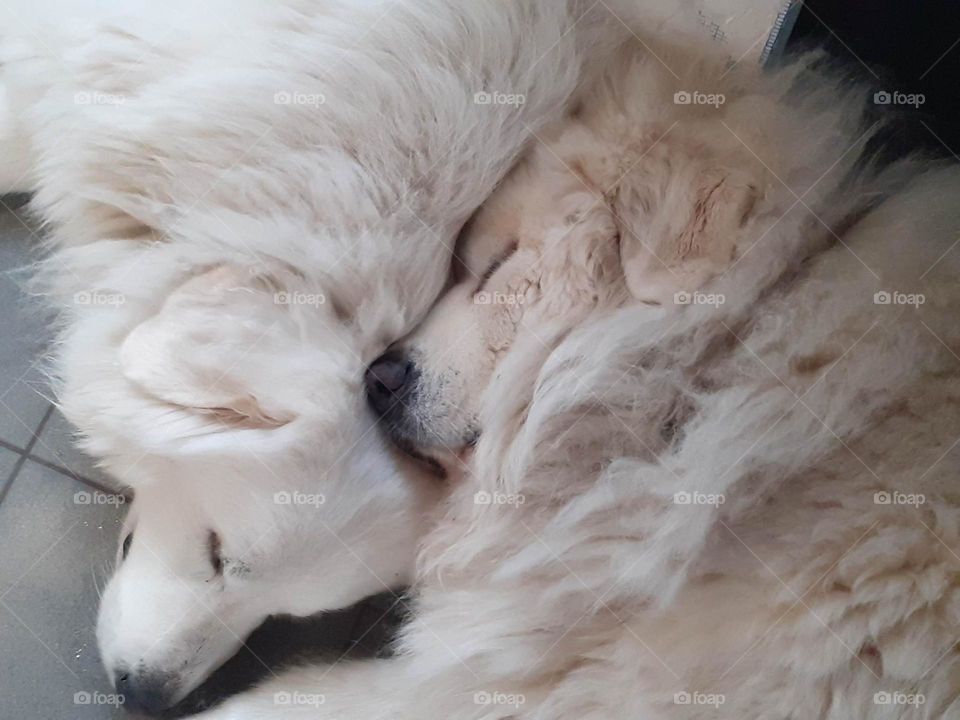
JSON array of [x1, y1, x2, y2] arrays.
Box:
[[398, 43, 960, 720]]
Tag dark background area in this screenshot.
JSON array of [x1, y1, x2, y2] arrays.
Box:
[[787, 0, 960, 162]]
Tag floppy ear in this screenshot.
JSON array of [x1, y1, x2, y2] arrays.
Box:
[[119, 264, 324, 433], [615, 152, 759, 305]]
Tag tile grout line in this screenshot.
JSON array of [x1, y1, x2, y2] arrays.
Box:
[[0, 413, 128, 497], [27, 454, 130, 499], [0, 404, 54, 506], [23, 453, 125, 498], [0, 435, 27, 455], [21, 404, 55, 456]]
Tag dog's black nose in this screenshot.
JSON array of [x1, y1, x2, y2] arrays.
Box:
[[366, 351, 413, 416], [115, 669, 177, 715], [368, 353, 410, 392]]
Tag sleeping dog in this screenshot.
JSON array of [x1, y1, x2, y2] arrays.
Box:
[[210, 23, 960, 720], [1, 0, 628, 711]]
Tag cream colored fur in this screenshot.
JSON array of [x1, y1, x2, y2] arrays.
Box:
[[1, 0, 629, 708], [200, 26, 960, 720], [5, 0, 960, 717]]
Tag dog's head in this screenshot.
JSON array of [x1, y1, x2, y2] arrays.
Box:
[[65, 264, 437, 713], [96, 426, 429, 714], [366, 115, 762, 466]]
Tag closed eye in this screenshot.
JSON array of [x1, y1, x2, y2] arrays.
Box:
[[121, 532, 133, 560], [207, 530, 223, 576], [476, 240, 518, 293]]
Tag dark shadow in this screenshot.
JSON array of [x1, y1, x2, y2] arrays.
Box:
[[788, 0, 960, 163], [162, 592, 409, 718]]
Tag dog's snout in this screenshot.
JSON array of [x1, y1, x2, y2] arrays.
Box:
[[115, 668, 178, 715], [366, 351, 414, 416]]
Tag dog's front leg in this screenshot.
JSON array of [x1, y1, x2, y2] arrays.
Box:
[[192, 659, 414, 720]]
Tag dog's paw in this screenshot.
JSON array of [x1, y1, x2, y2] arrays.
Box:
[[187, 703, 259, 720]]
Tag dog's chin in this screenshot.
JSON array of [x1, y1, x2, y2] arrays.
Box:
[[418, 443, 477, 482], [381, 421, 477, 481]]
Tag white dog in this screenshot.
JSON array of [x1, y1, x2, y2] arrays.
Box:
[[203, 23, 960, 720], [1, 0, 635, 711]]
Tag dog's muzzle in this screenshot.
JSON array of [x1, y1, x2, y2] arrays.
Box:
[[365, 349, 429, 446], [115, 666, 180, 715]]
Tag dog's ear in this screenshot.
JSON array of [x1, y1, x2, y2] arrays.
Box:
[[119, 264, 329, 437], [616, 152, 759, 305]]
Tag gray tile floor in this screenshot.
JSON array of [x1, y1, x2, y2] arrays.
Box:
[[0, 198, 129, 720], [0, 200, 401, 719]]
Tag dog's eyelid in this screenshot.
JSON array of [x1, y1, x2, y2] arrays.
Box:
[[476, 240, 518, 292], [207, 530, 224, 576], [121, 532, 134, 560]]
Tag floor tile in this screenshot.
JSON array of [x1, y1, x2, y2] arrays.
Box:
[[0, 204, 52, 449], [0, 446, 20, 497], [33, 408, 119, 491], [0, 460, 127, 719]]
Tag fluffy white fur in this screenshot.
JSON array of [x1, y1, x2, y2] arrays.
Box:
[[1, 0, 630, 709], [198, 21, 960, 720], [6, 1, 960, 717]]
